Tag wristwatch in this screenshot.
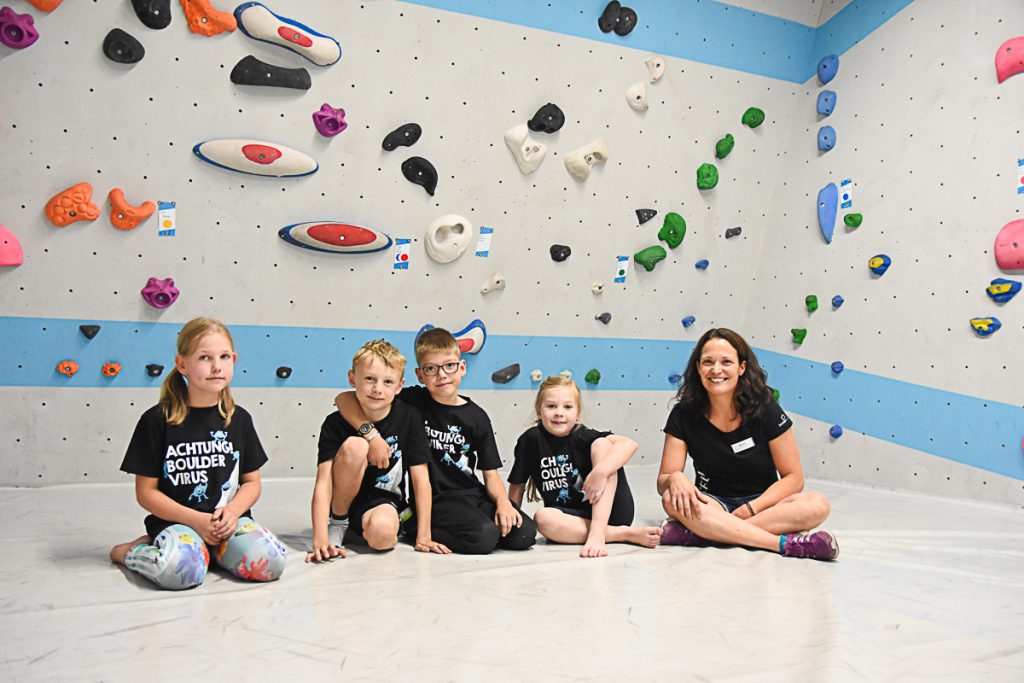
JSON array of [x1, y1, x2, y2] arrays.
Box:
[[358, 422, 376, 438]]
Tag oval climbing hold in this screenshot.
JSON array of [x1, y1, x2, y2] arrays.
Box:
[[817, 183, 838, 244], [401, 156, 438, 196], [817, 90, 836, 116], [695, 259, 709, 270], [832, 295, 845, 308], [869, 254, 892, 276], [132, 0, 171, 29], [56, 360, 79, 377], [585, 369, 601, 384], [741, 107, 765, 128], [279, 221, 392, 254], [234, 1, 342, 66], [817, 125, 836, 152], [634, 245, 666, 272], [103, 28, 145, 64], [696, 163, 718, 190], [382, 123, 422, 151], [987, 277, 1021, 303], [491, 363, 520, 384], [970, 317, 1002, 336], [276, 366, 292, 379], [829, 425, 843, 439], [818, 54, 839, 84], [230, 55, 311, 90], [194, 139, 318, 177]]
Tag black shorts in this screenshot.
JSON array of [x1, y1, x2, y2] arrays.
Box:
[[347, 495, 408, 536], [550, 467, 634, 527]]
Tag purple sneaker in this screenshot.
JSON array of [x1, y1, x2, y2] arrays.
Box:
[[660, 519, 711, 547], [781, 530, 839, 561]]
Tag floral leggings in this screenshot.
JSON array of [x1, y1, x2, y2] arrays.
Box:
[[125, 517, 287, 590]]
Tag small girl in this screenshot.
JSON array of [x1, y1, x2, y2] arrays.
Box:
[[109, 317, 286, 589], [507, 376, 662, 558]]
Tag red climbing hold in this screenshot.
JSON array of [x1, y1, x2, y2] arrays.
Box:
[[278, 26, 312, 47], [242, 144, 283, 165]]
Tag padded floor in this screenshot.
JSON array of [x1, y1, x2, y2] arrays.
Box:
[[1, 469, 1022, 680]]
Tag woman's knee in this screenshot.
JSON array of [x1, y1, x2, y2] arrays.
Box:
[[807, 492, 831, 525], [217, 518, 287, 582], [128, 524, 209, 590]]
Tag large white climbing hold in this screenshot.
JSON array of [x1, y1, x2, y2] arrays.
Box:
[[564, 138, 608, 182], [626, 82, 648, 111], [645, 55, 666, 83], [425, 214, 473, 263], [503, 123, 547, 175], [234, 2, 342, 66]]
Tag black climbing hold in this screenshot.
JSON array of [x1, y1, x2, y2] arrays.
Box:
[[276, 366, 292, 379], [491, 363, 520, 384], [725, 227, 742, 239], [382, 123, 422, 151], [132, 0, 171, 30], [636, 208, 657, 224], [103, 29, 145, 64], [79, 324, 101, 340], [230, 55, 311, 90], [597, 1, 637, 36], [550, 244, 571, 262], [145, 364, 164, 377], [595, 312, 611, 324], [614, 6, 638, 35], [401, 156, 438, 196], [527, 103, 565, 134]]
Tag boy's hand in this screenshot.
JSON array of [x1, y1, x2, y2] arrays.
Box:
[[414, 537, 451, 554], [494, 501, 522, 536], [210, 506, 239, 539], [306, 538, 346, 563], [367, 437, 391, 469]]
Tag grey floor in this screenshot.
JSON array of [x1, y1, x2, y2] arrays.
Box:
[[1, 467, 1022, 681]]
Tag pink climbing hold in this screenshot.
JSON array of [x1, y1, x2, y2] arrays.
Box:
[[0, 224, 23, 266], [0, 6, 39, 49], [995, 219, 1024, 271], [995, 37, 1024, 83], [141, 277, 180, 308]]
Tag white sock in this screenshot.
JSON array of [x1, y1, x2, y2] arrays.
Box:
[[328, 515, 349, 548]]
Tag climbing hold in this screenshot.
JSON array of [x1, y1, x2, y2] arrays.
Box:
[[696, 163, 718, 190], [193, 139, 318, 177], [550, 244, 572, 262], [681, 316, 695, 328], [401, 156, 438, 196], [146, 363, 164, 377], [564, 139, 608, 182], [772, 388, 780, 400], [79, 325, 100, 340], [0, 7, 38, 49], [491, 363, 520, 384], [132, 0, 171, 29], [45, 183, 100, 228], [817, 90, 836, 116], [0, 225, 24, 267], [179, 0, 236, 36], [668, 373, 682, 385], [597, 1, 636, 36], [101, 362, 122, 378], [585, 369, 601, 384], [715, 134, 734, 159], [829, 425, 843, 439], [995, 219, 1024, 270], [234, 1, 341, 66], [230, 55, 311, 90], [868, 254, 892, 276], [817, 183, 838, 244], [791, 328, 807, 344], [817, 54, 839, 84], [806, 295, 818, 313], [312, 103, 347, 137], [741, 107, 765, 128], [645, 55, 666, 83], [480, 273, 506, 295], [55, 360, 79, 377], [591, 282, 604, 295], [694, 259, 709, 270], [530, 369, 543, 383], [382, 123, 422, 151], [275, 366, 292, 379], [559, 370, 572, 381], [970, 317, 1002, 336], [636, 209, 657, 225], [817, 126, 836, 152], [830, 361, 844, 374], [844, 213, 863, 228], [987, 278, 1021, 303], [724, 227, 742, 241], [504, 123, 547, 175], [595, 312, 611, 324], [102, 28, 145, 64], [141, 277, 179, 308], [425, 214, 472, 263], [995, 37, 1024, 83], [626, 82, 648, 111], [27, 0, 63, 11], [452, 319, 487, 355], [527, 103, 565, 134], [832, 295, 844, 308], [634, 245, 666, 272], [278, 221, 392, 254], [658, 212, 686, 249], [108, 188, 156, 231]]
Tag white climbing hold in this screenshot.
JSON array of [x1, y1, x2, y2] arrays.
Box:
[[425, 214, 473, 263], [626, 82, 648, 111], [530, 369, 543, 383], [564, 138, 608, 182], [591, 281, 604, 294], [503, 123, 547, 175], [480, 272, 506, 295], [645, 55, 666, 83]]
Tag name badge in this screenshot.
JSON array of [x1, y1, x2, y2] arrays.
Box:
[[731, 437, 755, 454]]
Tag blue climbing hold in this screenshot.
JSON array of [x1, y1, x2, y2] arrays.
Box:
[[818, 54, 839, 84], [668, 373, 682, 385], [695, 259, 709, 270], [986, 278, 1021, 303], [869, 254, 892, 276], [832, 295, 844, 308], [818, 126, 836, 152], [817, 90, 836, 116], [830, 361, 844, 374], [817, 183, 838, 244], [970, 317, 1002, 336], [681, 315, 696, 328], [829, 425, 843, 439]]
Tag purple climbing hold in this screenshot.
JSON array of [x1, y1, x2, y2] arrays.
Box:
[[636, 208, 657, 225], [79, 324, 101, 340], [550, 244, 571, 262], [527, 103, 565, 134], [0, 7, 39, 49], [402, 156, 438, 196], [382, 123, 422, 151], [312, 103, 347, 137], [725, 227, 742, 239], [681, 316, 696, 328], [141, 277, 179, 308], [695, 259, 709, 270]]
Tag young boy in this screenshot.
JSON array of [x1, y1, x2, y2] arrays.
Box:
[[334, 328, 536, 554], [307, 339, 450, 562]]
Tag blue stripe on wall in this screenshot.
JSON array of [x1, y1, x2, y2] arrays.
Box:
[[398, 0, 914, 83], [2, 316, 1022, 481]]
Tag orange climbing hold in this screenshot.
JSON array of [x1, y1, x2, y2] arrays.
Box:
[[27, 0, 63, 12], [56, 360, 79, 377], [108, 188, 156, 231], [180, 0, 236, 36], [101, 362, 122, 377], [45, 182, 100, 228]]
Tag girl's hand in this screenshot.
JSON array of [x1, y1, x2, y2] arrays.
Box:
[[582, 469, 609, 504], [665, 472, 708, 520], [195, 513, 221, 545], [494, 501, 522, 536], [210, 506, 239, 539]]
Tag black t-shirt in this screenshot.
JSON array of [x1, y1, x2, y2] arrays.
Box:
[[662, 398, 791, 497], [120, 404, 268, 536], [398, 385, 502, 493], [508, 425, 611, 511], [317, 400, 431, 508]]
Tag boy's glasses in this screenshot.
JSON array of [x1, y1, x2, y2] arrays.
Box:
[[419, 362, 460, 377]]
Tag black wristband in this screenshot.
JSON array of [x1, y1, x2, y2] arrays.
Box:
[[744, 501, 756, 516]]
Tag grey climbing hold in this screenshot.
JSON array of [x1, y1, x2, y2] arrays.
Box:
[[230, 55, 311, 90], [402, 156, 438, 196], [595, 312, 611, 324], [276, 366, 292, 379], [146, 363, 164, 377], [382, 123, 422, 151], [725, 227, 742, 239], [550, 244, 571, 262], [492, 363, 520, 384], [79, 324, 100, 340], [636, 208, 657, 224]]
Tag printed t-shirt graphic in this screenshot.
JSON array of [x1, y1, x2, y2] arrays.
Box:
[[508, 425, 611, 511]]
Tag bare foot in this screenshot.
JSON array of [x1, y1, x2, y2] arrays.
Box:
[[580, 539, 608, 558], [109, 535, 150, 565], [620, 526, 663, 548]]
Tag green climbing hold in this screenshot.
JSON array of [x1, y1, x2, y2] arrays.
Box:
[[806, 295, 818, 313], [772, 388, 780, 400], [791, 328, 807, 344], [715, 133, 734, 159], [844, 213, 863, 228], [585, 369, 601, 384], [696, 163, 719, 190], [658, 212, 686, 249], [634, 245, 667, 272], [742, 107, 765, 128]]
